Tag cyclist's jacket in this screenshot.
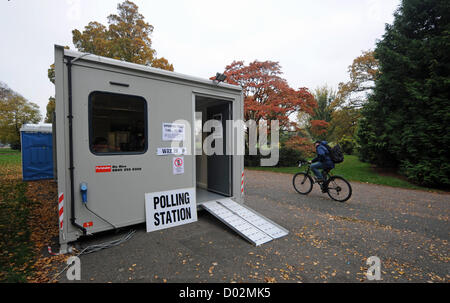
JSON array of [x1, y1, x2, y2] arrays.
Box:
[[312, 141, 335, 169]]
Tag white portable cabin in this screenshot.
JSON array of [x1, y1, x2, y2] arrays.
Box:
[[54, 45, 287, 252]]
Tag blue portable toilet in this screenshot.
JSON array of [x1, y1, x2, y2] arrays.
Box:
[[20, 124, 54, 181]]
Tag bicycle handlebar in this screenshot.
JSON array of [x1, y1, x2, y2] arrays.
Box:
[[297, 160, 310, 167]]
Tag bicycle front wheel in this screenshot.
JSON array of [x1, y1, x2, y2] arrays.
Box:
[[326, 176, 352, 202], [293, 173, 313, 195]]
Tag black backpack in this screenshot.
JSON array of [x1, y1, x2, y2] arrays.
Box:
[[324, 143, 344, 164]]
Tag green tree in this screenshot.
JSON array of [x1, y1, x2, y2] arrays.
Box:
[[299, 85, 336, 141], [0, 82, 41, 148], [357, 0, 450, 187], [330, 107, 360, 143]]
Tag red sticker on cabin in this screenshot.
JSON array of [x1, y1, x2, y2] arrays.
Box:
[[96, 165, 112, 173], [174, 157, 183, 167]]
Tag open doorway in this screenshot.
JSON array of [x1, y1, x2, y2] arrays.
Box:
[[195, 96, 233, 204]]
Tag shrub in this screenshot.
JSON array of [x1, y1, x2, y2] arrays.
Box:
[[277, 147, 304, 167], [338, 136, 357, 155], [284, 136, 315, 157], [244, 146, 311, 167], [244, 154, 262, 167]]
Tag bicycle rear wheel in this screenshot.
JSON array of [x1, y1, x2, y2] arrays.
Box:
[[293, 173, 313, 195], [326, 176, 352, 202]]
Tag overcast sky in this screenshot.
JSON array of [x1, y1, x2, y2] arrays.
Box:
[[0, 0, 400, 118]]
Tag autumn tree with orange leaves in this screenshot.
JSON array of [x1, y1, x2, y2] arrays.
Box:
[[218, 60, 316, 130], [215, 60, 319, 160], [329, 50, 379, 142], [336, 50, 379, 109], [72, 1, 173, 70], [46, 1, 173, 122]]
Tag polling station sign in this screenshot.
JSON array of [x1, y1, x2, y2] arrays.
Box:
[[145, 187, 197, 232]]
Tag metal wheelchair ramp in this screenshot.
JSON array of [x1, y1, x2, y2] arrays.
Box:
[[201, 198, 289, 246]]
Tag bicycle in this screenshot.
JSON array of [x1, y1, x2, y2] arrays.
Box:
[[292, 160, 352, 202]]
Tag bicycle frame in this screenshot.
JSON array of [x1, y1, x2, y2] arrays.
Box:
[[295, 160, 352, 202], [298, 161, 332, 185]]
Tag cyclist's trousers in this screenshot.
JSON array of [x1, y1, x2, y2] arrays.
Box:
[[311, 162, 325, 180]]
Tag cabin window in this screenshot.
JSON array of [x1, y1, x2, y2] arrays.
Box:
[[89, 91, 147, 155]]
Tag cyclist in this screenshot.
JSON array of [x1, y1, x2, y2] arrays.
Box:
[[309, 140, 334, 183]]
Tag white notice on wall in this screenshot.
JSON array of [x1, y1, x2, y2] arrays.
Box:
[[145, 187, 197, 232], [173, 157, 184, 175], [162, 123, 185, 141]]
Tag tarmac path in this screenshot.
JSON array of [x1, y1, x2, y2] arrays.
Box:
[[58, 169, 449, 283]]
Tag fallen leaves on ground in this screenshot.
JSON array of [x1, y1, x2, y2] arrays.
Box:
[[26, 179, 69, 283], [0, 163, 34, 282], [0, 158, 69, 283]]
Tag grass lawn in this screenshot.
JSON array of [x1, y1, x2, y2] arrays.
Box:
[[0, 149, 35, 282], [247, 155, 436, 191], [0, 148, 19, 153], [0, 148, 21, 164]]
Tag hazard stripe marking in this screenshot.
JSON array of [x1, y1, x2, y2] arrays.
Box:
[[58, 193, 64, 230], [48, 246, 60, 256], [241, 172, 244, 195]]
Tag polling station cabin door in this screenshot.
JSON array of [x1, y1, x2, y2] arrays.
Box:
[[207, 103, 232, 196]]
